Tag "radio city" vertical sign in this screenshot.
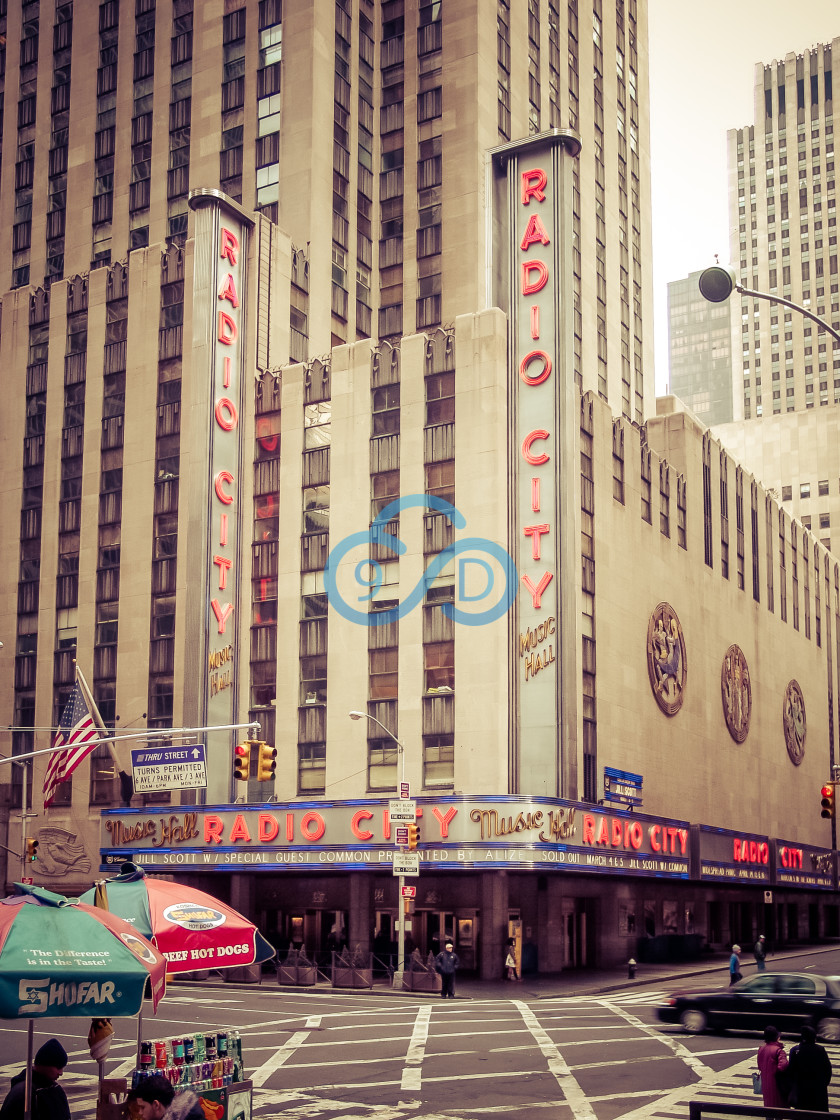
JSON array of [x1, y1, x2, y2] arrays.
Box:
[[492, 130, 581, 797], [189, 189, 254, 802]]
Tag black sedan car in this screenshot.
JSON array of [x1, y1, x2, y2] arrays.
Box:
[[656, 972, 840, 1040]]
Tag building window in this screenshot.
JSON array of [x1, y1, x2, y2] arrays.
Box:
[[423, 734, 454, 789], [425, 371, 454, 426], [372, 470, 400, 520], [426, 460, 454, 505], [368, 740, 398, 790], [424, 640, 454, 693], [370, 648, 398, 700], [299, 742, 325, 794], [372, 384, 400, 435], [304, 401, 331, 448]]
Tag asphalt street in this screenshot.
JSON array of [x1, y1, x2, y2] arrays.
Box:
[[3, 947, 840, 1120]]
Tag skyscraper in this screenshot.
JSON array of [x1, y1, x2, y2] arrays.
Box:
[[727, 39, 839, 421], [711, 38, 840, 554], [667, 268, 734, 426]]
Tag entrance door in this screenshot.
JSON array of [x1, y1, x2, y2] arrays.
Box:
[[561, 899, 590, 968]]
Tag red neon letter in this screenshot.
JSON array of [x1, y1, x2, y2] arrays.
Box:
[[210, 599, 234, 634], [530, 305, 540, 339], [531, 477, 540, 512], [582, 814, 595, 844], [258, 814, 279, 842], [205, 816, 224, 844], [521, 259, 549, 296], [524, 524, 550, 561], [432, 806, 458, 839], [229, 814, 252, 843], [220, 227, 239, 265], [519, 350, 552, 386], [215, 397, 238, 431], [300, 812, 326, 842], [214, 471, 234, 505], [218, 273, 240, 308], [521, 429, 550, 466], [218, 310, 237, 345], [351, 810, 374, 841], [213, 555, 232, 591], [520, 213, 551, 251], [521, 167, 547, 205], [521, 571, 554, 608]]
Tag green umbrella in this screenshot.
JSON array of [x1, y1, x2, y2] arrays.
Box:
[[0, 883, 166, 1018], [0, 884, 168, 1120]]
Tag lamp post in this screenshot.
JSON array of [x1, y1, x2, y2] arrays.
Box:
[[698, 265, 840, 345], [349, 709, 408, 988]]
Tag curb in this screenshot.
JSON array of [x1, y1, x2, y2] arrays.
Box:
[[172, 944, 840, 1000]]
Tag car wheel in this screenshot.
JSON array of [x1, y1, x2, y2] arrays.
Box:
[[680, 1008, 708, 1034], [816, 1017, 840, 1043]]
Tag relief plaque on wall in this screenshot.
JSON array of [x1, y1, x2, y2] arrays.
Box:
[[783, 679, 806, 765], [646, 603, 686, 716], [721, 643, 751, 743]]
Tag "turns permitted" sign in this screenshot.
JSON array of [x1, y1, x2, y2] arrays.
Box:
[[131, 745, 208, 792]]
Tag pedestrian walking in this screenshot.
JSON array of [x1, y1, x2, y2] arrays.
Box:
[[754, 934, 767, 971], [0, 1038, 71, 1120], [505, 938, 518, 982], [788, 1024, 832, 1111], [729, 943, 743, 985], [756, 1025, 789, 1111], [435, 940, 459, 998]]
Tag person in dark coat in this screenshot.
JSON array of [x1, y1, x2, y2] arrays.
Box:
[[434, 940, 459, 998], [788, 1024, 832, 1111], [0, 1038, 71, 1120], [132, 1074, 203, 1120]]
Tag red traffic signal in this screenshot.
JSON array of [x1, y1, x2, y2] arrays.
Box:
[[820, 784, 836, 819], [233, 741, 252, 782]]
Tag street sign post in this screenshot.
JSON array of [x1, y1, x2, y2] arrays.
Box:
[[130, 745, 208, 792], [399, 782, 410, 798], [395, 826, 409, 846], [392, 851, 420, 876], [388, 798, 416, 822]]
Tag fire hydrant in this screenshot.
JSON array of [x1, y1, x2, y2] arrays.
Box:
[[628, 958, 637, 980]]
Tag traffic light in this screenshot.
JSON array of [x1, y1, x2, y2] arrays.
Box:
[[407, 823, 419, 850], [233, 741, 252, 782], [25, 837, 38, 862], [256, 742, 277, 783], [821, 783, 836, 819]]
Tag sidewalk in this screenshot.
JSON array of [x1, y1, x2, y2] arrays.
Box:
[[180, 943, 840, 1000]]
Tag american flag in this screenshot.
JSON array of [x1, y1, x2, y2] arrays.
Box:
[[43, 681, 100, 808]]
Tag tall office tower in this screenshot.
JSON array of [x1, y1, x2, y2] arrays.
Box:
[[727, 39, 840, 421], [667, 269, 734, 426], [710, 38, 840, 555], [0, 0, 653, 416]]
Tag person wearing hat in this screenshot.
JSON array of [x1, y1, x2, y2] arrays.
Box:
[[434, 940, 460, 999], [0, 1038, 70, 1120], [754, 934, 768, 972], [131, 1074, 203, 1120]]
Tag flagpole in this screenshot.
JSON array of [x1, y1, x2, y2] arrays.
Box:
[[74, 664, 135, 805], [74, 664, 120, 768]]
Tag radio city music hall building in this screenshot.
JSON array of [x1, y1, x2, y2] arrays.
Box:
[[0, 1, 839, 975]]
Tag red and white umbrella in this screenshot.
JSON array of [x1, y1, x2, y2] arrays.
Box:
[[79, 862, 275, 973]]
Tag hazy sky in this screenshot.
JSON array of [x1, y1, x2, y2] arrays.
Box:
[[648, 1, 838, 393]]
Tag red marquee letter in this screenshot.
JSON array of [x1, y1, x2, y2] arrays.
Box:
[[521, 167, 547, 205]]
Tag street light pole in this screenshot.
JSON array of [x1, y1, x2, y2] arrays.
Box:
[[698, 265, 840, 345], [349, 709, 408, 989]]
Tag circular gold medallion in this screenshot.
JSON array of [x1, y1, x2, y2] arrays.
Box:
[[721, 644, 751, 743], [646, 603, 687, 716], [783, 679, 806, 765]]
